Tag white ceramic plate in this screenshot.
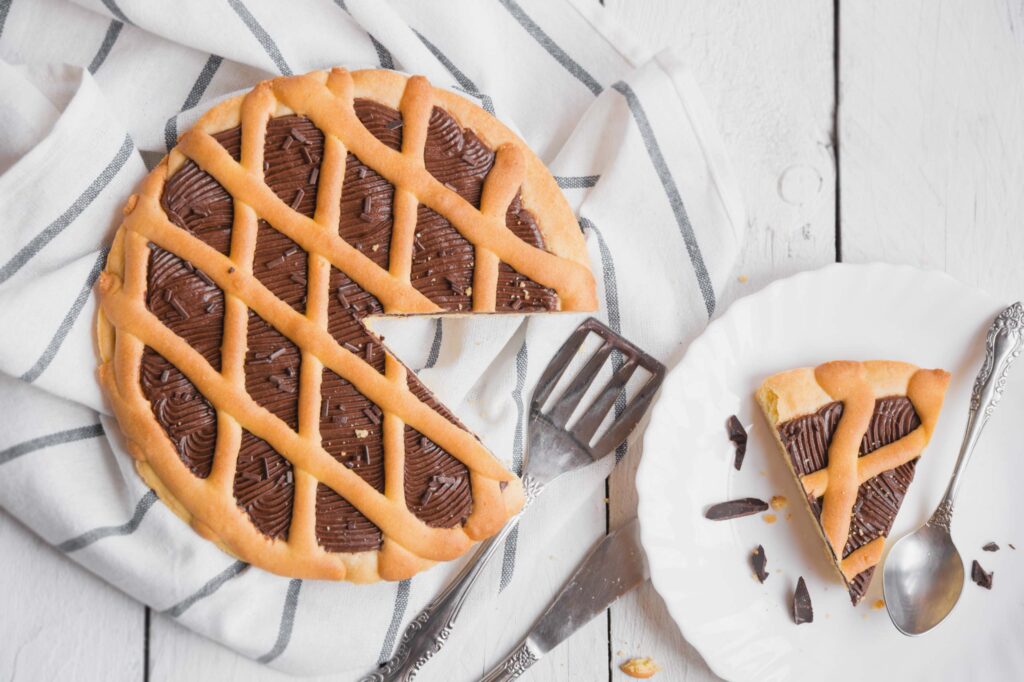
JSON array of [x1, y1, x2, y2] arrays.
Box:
[[636, 264, 1024, 682]]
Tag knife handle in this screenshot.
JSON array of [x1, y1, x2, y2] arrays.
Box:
[[480, 639, 543, 682]]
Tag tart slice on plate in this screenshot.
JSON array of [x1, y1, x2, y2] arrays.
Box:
[[756, 361, 950, 604]]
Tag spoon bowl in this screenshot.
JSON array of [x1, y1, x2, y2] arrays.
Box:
[[883, 522, 964, 635]]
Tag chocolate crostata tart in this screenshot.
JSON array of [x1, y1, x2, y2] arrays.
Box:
[[756, 361, 950, 603], [96, 69, 596, 582]]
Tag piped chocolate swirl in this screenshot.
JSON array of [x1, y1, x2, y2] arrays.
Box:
[[778, 397, 921, 603], [142, 99, 551, 552]]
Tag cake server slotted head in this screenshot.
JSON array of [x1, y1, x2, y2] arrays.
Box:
[[369, 317, 665, 682]]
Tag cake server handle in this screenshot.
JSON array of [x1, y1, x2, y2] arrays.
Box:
[[365, 476, 542, 682], [930, 301, 1023, 529]]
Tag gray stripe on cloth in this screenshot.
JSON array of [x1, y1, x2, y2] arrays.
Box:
[[496, 0, 602, 95], [611, 81, 716, 317], [256, 578, 303, 664], [376, 578, 411, 664], [0, 0, 12, 42], [331, 0, 395, 69], [162, 560, 249, 618], [580, 218, 628, 460], [0, 423, 104, 466], [499, 338, 529, 592], [226, 0, 293, 76], [0, 134, 133, 287], [100, 0, 131, 25], [88, 20, 123, 74], [57, 490, 158, 553], [555, 175, 600, 190], [423, 319, 443, 370], [411, 29, 495, 115], [164, 54, 223, 152], [21, 247, 109, 383], [369, 33, 395, 69]]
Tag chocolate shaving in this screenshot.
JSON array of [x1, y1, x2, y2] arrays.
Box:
[[792, 577, 813, 624], [971, 559, 994, 589], [195, 270, 216, 288], [290, 188, 305, 210], [726, 415, 748, 470], [169, 298, 190, 321], [704, 498, 768, 520], [982, 542, 1000, 552], [752, 545, 769, 583]]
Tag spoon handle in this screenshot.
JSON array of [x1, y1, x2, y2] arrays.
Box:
[[931, 302, 1024, 528]]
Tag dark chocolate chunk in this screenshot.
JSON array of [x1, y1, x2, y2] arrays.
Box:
[[792, 576, 813, 624], [971, 559, 994, 590], [704, 498, 769, 521], [982, 542, 1000, 552], [726, 415, 748, 470], [752, 545, 769, 583]]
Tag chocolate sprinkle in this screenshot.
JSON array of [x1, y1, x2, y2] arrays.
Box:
[[704, 498, 769, 521], [982, 542, 1000, 552], [308, 166, 319, 185], [793, 577, 813, 624], [971, 559, 994, 589], [290, 188, 305, 210], [752, 545, 769, 583], [726, 415, 747, 471]]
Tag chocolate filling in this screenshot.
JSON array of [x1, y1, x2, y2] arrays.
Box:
[[778, 397, 921, 603], [141, 100, 549, 552]]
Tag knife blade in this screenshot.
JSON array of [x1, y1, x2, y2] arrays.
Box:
[[480, 518, 649, 681]]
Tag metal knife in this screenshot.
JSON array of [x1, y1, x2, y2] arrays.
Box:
[[479, 518, 649, 681]]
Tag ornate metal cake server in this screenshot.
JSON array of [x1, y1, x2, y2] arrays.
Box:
[[367, 318, 665, 681], [479, 518, 648, 681]]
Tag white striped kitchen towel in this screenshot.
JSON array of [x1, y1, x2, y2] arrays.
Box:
[[0, 0, 744, 677]]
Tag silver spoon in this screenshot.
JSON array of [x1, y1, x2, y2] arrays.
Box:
[[883, 302, 1023, 636]]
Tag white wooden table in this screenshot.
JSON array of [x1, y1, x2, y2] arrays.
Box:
[[4, 1, 1024, 680]]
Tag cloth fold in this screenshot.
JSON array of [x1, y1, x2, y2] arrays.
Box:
[[0, 0, 743, 676]]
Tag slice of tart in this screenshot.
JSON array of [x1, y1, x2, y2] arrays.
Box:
[[755, 361, 950, 604]]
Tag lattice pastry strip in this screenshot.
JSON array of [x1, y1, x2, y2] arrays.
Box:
[[756, 360, 950, 603], [96, 69, 596, 582]]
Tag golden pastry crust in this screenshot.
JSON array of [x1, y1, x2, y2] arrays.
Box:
[[756, 360, 950, 592], [95, 68, 596, 582]]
